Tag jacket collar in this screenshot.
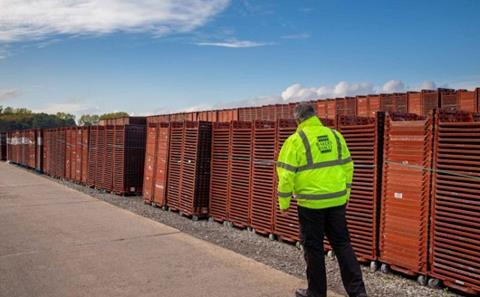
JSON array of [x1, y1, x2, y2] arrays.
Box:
[[297, 116, 323, 132]]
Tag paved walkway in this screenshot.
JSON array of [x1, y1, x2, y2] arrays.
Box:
[[0, 162, 345, 297]]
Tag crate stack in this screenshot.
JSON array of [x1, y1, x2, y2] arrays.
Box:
[[380, 93, 408, 113], [70, 129, 77, 180], [429, 109, 480, 295], [150, 123, 170, 207], [0, 132, 6, 161], [337, 113, 384, 263], [209, 122, 231, 222], [6, 129, 39, 169], [273, 119, 300, 243], [79, 127, 89, 184], [143, 123, 159, 203], [379, 113, 432, 281], [178, 122, 212, 217], [42, 130, 50, 174], [356, 96, 369, 117], [27, 130, 38, 169], [166, 122, 184, 211], [143, 122, 171, 206], [45, 128, 66, 178], [87, 126, 98, 187], [457, 89, 478, 112], [95, 126, 106, 188], [112, 125, 146, 195], [65, 129, 73, 179], [337, 97, 357, 116], [6, 131, 16, 164], [103, 126, 115, 191], [250, 121, 276, 235], [228, 121, 253, 228], [408, 90, 453, 117]]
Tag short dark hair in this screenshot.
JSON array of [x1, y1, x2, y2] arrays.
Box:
[[294, 103, 316, 122]]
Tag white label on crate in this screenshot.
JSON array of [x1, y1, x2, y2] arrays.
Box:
[[455, 280, 465, 285], [394, 192, 403, 199]]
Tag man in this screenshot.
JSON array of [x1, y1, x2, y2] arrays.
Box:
[[276, 103, 367, 297]]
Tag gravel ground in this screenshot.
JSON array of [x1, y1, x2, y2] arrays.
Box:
[[39, 172, 463, 297]]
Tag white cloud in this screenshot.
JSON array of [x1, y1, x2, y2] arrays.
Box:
[[281, 81, 375, 102], [216, 79, 437, 110], [0, 89, 19, 101], [0, 0, 230, 42], [196, 39, 272, 48], [281, 33, 310, 40], [382, 80, 405, 93], [419, 81, 437, 90]]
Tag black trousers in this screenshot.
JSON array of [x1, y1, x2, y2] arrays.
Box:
[[298, 204, 366, 297]]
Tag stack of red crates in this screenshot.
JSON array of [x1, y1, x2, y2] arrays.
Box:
[[95, 126, 106, 188], [78, 127, 89, 184], [337, 113, 384, 264], [179, 122, 211, 217], [457, 89, 478, 112], [0, 132, 6, 161], [166, 122, 211, 218], [87, 126, 98, 187], [151, 123, 170, 207], [103, 126, 114, 191], [70, 129, 77, 180], [143, 123, 170, 206], [112, 125, 146, 195], [429, 109, 480, 295], [65, 129, 72, 179], [143, 123, 158, 203], [42, 130, 50, 174], [336, 97, 356, 116], [47, 128, 66, 178], [166, 122, 184, 211], [380, 93, 408, 113], [379, 112, 432, 282], [209, 122, 231, 222], [27, 130, 38, 169], [273, 119, 299, 243], [356, 96, 369, 117], [228, 121, 253, 228], [408, 89, 453, 117], [250, 121, 276, 236]]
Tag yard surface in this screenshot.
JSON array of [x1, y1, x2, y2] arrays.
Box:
[[0, 162, 325, 297]]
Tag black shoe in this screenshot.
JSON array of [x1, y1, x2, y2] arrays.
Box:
[[295, 288, 309, 297], [356, 294, 368, 297]]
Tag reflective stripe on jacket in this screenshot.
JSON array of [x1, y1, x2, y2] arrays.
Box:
[[276, 116, 353, 210]]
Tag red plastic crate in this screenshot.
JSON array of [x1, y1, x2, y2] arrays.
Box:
[[166, 122, 184, 210], [250, 121, 276, 235], [87, 126, 98, 187], [380, 113, 432, 279], [228, 121, 253, 228], [429, 109, 480, 295], [209, 122, 231, 222], [273, 119, 299, 243], [337, 113, 385, 263]]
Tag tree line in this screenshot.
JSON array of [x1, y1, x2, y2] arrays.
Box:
[[0, 106, 129, 133]]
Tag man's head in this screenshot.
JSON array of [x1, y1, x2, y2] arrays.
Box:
[[293, 103, 316, 124]]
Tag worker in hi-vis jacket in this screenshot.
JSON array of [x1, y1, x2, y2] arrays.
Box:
[[276, 103, 367, 297]]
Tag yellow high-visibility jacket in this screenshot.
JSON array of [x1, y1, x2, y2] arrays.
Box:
[[276, 116, 353, 210]]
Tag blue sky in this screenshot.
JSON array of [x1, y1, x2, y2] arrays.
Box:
[[0, 0, 479, 118]]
